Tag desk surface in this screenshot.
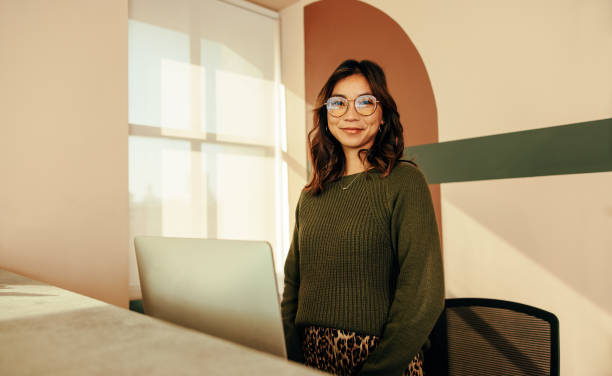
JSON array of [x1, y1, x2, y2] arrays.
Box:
[[0, 269, 323, 375]]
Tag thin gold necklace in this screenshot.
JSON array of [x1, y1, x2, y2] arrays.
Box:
[[341, 171, 364, 190]]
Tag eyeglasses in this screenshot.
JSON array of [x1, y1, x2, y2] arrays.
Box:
[[325, 95, 380, 117]]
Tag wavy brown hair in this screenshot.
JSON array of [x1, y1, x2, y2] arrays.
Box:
[[305, 59, 405, 195]]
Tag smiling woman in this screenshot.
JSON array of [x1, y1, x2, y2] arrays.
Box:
[[281, 60, 445, 376], [326, 75, 382, 163], [305, 60, 406, 194]]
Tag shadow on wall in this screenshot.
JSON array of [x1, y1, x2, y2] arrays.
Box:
[[442, 174, 612, 375], [443, 174, 612, 315]]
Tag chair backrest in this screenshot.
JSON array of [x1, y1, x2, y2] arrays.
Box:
[[424, 298, 559, 376]]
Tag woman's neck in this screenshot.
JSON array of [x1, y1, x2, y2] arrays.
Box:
[[343, 149, 369, 175]]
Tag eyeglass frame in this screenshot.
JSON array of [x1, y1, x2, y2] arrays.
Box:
[[325, 94, 380, 118]]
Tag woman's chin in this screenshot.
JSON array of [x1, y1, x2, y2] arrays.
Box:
[[339, 141, 374, 152]]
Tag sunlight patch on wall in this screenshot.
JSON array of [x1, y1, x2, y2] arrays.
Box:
[[442, 198, 612, 376]]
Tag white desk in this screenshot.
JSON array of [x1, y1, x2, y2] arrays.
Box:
[[0, 269, 322, 375]]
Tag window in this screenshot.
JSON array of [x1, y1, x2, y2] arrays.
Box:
[[128, 0, 289, 297]]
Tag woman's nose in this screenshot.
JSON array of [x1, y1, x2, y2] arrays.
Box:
[[343, 101, 360, 120]]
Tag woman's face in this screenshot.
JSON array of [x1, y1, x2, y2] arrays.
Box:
[[327, 74, 383, 156]]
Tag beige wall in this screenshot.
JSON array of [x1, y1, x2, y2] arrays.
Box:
[[363, 0, 612, 142], [281, 0, 612, 374], [361, 1, 612, 374], [442, 173, 612, 375], [280, 2, 310, 230], [0, 0, 129, 307]]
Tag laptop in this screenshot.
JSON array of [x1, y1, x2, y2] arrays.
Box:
[[134, 236, 287, 358]]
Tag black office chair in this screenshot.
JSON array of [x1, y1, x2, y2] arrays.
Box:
[[424, 298, 559, 376]]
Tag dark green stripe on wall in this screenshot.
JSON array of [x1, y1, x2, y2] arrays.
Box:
[[405, 118, 612, 184]]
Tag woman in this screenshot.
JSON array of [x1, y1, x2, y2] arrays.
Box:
[[281, 59, 444, 376]]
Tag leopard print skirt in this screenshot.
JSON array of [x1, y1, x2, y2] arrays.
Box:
[[302, 326, 423, 376]]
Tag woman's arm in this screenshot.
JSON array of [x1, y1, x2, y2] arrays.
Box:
[[280, 199, 305, 363], [358, 166, 445, 376]]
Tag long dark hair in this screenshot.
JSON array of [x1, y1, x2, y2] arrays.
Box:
[[305, 59, 405, 195]]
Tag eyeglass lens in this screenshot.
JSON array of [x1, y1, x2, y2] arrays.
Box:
[[326, 95, 377, 117]]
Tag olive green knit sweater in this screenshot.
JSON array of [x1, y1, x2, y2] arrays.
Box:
[[281, 162, 445, 376]]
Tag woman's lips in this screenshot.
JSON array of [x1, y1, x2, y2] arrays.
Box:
[[341, 128, 363, 134]]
